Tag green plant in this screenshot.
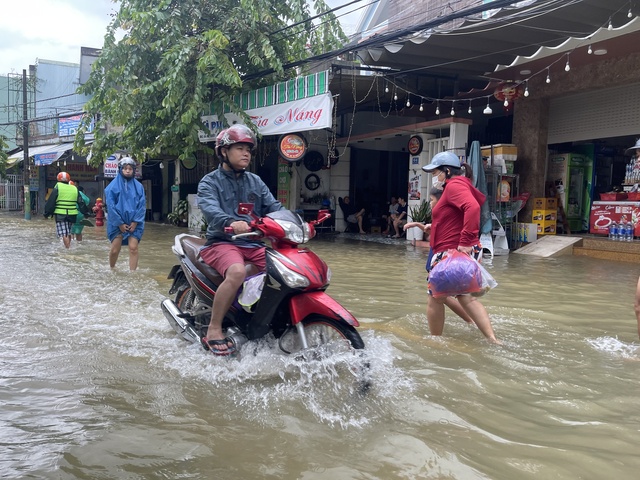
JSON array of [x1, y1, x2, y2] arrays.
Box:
[[409, 199, 432, 223], [167, 199, 189, 226]]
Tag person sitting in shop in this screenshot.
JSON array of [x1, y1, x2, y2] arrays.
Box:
[[338, 196, 366, 234], [389, 196, 408, 238], [382, 196, 399, 235]]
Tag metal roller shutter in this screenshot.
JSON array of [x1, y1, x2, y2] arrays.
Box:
[[548, 82, 640, 144]]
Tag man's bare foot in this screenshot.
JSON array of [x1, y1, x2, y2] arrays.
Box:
[[202, 331, 236, 355]]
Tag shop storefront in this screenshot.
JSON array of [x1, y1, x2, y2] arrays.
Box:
[[199, 71, 335, 216], [545, 82, 640, 236]]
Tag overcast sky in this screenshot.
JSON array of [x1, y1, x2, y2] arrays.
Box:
[[0, 0, 366, 75]]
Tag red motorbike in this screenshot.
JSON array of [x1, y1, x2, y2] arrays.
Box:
[[161, 204, 365, 357]]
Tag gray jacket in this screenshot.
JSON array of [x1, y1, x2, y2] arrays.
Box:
[[197, 166, 284, 245]]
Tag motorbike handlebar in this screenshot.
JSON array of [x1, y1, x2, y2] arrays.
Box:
[[224, 225, 261, 241]]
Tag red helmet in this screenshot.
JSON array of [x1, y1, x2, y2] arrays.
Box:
[[57, 172, 71, 183], [215, 124, 256, 158]]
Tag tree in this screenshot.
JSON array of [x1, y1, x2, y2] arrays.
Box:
[[76, 0, 346, 165], [0, 136, 9, 179]]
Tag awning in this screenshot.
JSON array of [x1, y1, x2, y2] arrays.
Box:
[[355, 0, 635, 101], [7, 143, 76, 167]]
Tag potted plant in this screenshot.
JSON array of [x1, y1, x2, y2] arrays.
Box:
[[167, 199, 189, 227], [408, 200, 432, 241]]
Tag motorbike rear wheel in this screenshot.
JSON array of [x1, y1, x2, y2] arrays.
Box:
[[176, 285, 196, 310], [279, 315, 364, 354], [175, 284, 196, 312]]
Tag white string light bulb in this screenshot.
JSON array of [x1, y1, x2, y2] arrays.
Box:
[[565, 58, 571, 72], [435, 101, 440, 115], [450, 103, 455, 116], [524, 82, 529, 97], [504, 98, 509, 107], [385, 82, 389, 93], [483, 98, 492, 115], [468, 101, 472, 114], [393, 91, 398, 101], [629, 8, 633, 18], [588, 44, 593, 54], [546, 69, 551, 83], [419, 98, 424, 112], [608, 17, 613, 30]]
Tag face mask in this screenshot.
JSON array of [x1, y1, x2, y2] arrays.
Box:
[[432, 173, 444, 189]]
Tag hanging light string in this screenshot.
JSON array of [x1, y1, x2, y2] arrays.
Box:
[[365, 7, 635, 116]]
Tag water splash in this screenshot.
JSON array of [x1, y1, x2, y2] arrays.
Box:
[[587, 336, 640, 359]]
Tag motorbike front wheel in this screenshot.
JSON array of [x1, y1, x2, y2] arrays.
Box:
[[279, 315, 364, 354]]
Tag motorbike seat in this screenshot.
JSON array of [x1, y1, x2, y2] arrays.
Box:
[[180, 236, 224, 286]]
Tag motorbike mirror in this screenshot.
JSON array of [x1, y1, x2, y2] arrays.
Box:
[[238, 203, 254, 215], [315, 209, 331, 224]]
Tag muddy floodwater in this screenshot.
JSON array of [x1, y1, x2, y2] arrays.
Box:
[[2, 214, 640, 479]]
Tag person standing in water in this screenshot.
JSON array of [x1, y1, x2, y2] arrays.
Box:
[[421, 151, 500, 344], [44, 172, 88, 249], [405, 188, 476, 326], [104, 157, 146, 271]]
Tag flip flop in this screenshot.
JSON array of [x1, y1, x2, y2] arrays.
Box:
[[201, 336, 237, 356]]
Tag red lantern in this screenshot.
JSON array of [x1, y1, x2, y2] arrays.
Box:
[[493, 82, 524, 111]]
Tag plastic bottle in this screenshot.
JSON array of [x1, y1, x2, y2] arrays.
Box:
[[618, 220, 626, 241], [609, 222, 618, 240], [626, 222, 634, 242]]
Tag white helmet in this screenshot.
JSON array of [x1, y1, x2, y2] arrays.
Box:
[[118, 156, 136, 171]]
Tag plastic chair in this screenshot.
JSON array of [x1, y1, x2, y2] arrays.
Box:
[[480, 232, 494, 259], [491, 212, 509, 255]]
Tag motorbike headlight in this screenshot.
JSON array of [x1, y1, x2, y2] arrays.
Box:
[[326, 266, 332, 284], [271, 257, 310, 288], [276, 219, 306, 244]]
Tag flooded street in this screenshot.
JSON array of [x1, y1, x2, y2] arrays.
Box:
[[2, 213, 640, 479]]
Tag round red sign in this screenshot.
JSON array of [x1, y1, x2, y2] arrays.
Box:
[[408, 135, 423, 155], [278, 133, 307, 161]]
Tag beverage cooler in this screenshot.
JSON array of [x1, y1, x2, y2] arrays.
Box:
[[547, 153, 594, 232]]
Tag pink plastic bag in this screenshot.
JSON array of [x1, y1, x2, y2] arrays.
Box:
[[427, 249, 483, 298]]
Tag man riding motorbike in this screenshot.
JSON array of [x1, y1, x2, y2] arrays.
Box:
[[197, 124, 285, 355]]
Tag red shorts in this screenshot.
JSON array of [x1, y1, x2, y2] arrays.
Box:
[[199, 243, 266, 277]]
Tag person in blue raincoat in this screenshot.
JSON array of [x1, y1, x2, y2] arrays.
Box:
[[104, 157, 146, 270]]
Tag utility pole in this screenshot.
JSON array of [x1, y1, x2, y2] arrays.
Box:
[[22, 69, 31, 220]]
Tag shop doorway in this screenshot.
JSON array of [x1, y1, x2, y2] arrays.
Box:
[[350, 148, 408, 228]]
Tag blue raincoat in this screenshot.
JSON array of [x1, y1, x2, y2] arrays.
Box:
[[104, 169, 146, 244]]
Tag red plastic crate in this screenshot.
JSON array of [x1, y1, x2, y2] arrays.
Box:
[[599, 192, 628, 201], [628, 192, 640, 201]]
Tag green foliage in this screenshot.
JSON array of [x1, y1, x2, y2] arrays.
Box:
[[409, 200, 432, 223], [75, 0, 347, 166], [0, 136, 8, 178], [167, 199, 189, 226]]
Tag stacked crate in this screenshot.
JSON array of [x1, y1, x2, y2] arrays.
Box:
[[532, 198, 558, 235]]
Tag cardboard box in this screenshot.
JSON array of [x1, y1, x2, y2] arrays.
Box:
[[533, 197, 558, 210], [532, 209, 557, 222], [481, 144, 518, 161], [535, 220, 556, 235]]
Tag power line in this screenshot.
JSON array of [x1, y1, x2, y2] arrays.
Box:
[[241, 0, 526, 82]]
